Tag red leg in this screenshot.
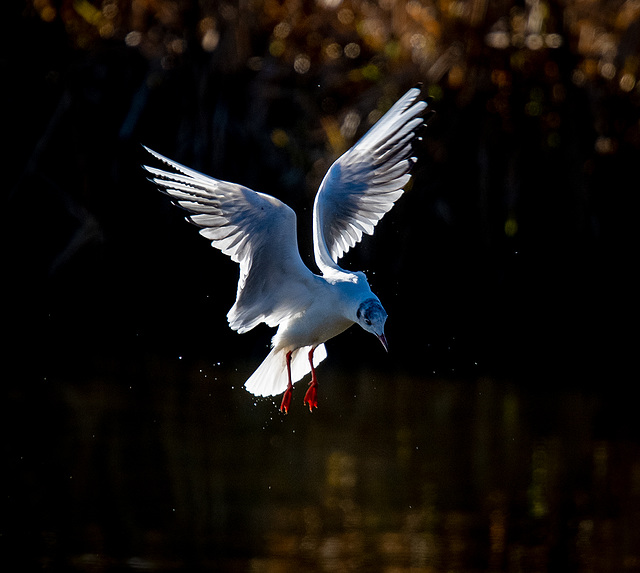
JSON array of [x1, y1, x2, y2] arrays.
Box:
[[303, 346, 319, 412], [280, 351, 293, 413]]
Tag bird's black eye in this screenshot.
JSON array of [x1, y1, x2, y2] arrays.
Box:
[[365, 318, 372, 326]]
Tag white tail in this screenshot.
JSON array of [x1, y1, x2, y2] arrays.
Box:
[[244, 344, 327, 397]]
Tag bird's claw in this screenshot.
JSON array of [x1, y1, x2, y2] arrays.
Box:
[[304, 382, 318, 412], [280, 387, 293, 414]]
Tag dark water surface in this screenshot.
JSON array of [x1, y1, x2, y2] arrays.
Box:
[[7, 352, 640, 572]]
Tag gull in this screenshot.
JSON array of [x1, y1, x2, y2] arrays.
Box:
[[143, 86, 428, 412]]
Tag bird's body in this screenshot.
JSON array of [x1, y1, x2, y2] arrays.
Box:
[[245, 270, 374, 404], [281, 294, 352, 348], [144, 87, 428, 411], [272, 272, 357, 352]]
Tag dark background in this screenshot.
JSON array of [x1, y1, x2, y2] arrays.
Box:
[[3, 0, 639, 570]]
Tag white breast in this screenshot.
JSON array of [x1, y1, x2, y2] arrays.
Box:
[[271, 276, 357, 351]]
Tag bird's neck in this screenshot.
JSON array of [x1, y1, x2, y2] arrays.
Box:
[[321, 270, 375, 320]]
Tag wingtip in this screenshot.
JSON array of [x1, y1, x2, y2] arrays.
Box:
[[140, 145, 164, 171], [141, 144, 166, 163], [141, 143, 158, 159], [404, 84, 429, 114]]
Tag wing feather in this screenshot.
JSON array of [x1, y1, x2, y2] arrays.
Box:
[[312, 87, 428, 272], [143, 147, 316, 333]]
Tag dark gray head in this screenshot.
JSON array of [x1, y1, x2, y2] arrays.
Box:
[[356, 298, 388, 351]]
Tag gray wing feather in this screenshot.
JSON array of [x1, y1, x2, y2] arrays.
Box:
[[312, 88, 428, 273], [143, 147, 315, 333]]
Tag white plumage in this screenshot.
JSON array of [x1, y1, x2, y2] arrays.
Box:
[[143, 87, 428, 411]]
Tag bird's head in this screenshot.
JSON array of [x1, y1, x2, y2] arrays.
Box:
[[356, 298, 388, 352]]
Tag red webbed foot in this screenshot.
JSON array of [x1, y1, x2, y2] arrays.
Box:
[[280, 387, 293, 413], [303, 382, 318, 412]]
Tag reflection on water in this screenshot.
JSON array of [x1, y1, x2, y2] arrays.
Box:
[[11, 357, 640, 571]]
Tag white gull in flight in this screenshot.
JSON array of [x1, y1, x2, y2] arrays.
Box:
[[143, 86, 428, 412]]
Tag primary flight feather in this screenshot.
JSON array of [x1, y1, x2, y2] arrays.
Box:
[[143, 86, 428, 412]]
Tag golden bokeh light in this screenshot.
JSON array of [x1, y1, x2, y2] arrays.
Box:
[[26, 0, 640, 100]]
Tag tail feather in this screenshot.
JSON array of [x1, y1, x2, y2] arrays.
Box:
[[244, 344, 327, 398]]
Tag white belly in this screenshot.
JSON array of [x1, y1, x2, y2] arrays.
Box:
[[272, 301, 353, 351]]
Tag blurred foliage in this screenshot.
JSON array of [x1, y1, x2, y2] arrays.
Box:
[[19, 0, 640, 246], [26, 0, 640, 103], [20, 0, 640, 211]]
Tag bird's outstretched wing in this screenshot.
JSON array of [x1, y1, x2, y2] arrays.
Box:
[[312, 87, 428, 273], [143, 147, 316, 333]]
